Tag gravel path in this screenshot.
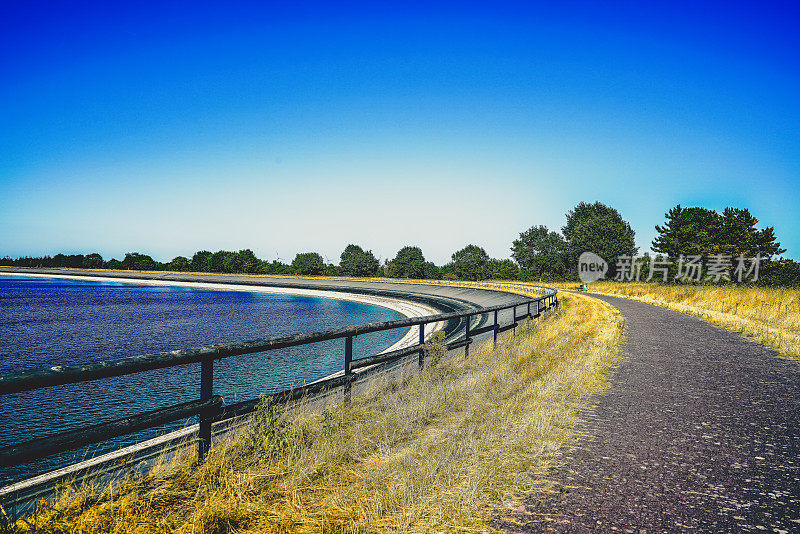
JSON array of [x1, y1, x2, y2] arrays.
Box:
[[492, 294, 800, 533]]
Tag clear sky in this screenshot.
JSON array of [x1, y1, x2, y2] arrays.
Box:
[[1, 1, 798, 265]]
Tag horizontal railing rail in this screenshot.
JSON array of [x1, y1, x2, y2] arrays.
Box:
[[0, 283, 557, 474], [0, 397, 223, 467]]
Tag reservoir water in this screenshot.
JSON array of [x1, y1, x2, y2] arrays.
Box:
[[0, 275, 406, 486]]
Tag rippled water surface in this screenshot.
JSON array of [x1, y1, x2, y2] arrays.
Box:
[[0, 275, 405, 486]]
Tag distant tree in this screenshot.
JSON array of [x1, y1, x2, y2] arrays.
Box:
[[191, 250, 213, 272], [652, 205, 786, 260], [449, 244, 490, 281], [168, 256, 191, 271], [206, 251, 228, 273], [511, 225, 569, 279], [53, 253, 85, 268], [292, 252, 324, 275], [388, 246, 425, 278], [35, 256, 52, 267], [652, 205, 721, 258], [82, 253, 104, 269], [489, 258, 520, 280], [339, 244, 380, 277], [760, 258, 800, 286], [105, 258, 123, 270], [563, 202, 637, 277], [121, 252, 157, 271], [221, 251, 242, 273], [237, 249, 263, 274], [265, 259, 291, 275], [423, 261, 441, 280], [716, 207, 786, 257]]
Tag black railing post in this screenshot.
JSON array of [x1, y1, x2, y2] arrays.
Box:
[[197, 357, 213, 461], [418, 323, 425, 368], [464, 315, 470, 358], [344, 335, 353, 403], [493, 309, 498, 347], [512, 305, 516, 336], [527, 301, 531, 321]]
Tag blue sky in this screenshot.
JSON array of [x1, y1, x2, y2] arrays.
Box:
[[1, 1, 798, 264]]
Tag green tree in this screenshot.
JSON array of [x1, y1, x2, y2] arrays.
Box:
[[105, 258, 123, 270], [191, 250, 213, 272], [716, 207, 785, 257], [291, 252, 324, 275], [82, 253, 104, 269], [511, 225, 569, 279], [563, 202, 637, 276], [222, 251, 243, 273], [449, 244, 490, 281], [207, 251, 229, 273], [339, 244, 380, 276], [489, 258, 520, 280], [652, 205, 786, 260], [168, 256, 191, 271], [387, 246, 425, 278], [53, 253, 85, 268], [121, 252, 157, 271], [237, 249, 263, 274], [760, 259, 800, 286], [423, 261, 441, 280], [265, 260, 291, 275], [652, 205, 721, 258]]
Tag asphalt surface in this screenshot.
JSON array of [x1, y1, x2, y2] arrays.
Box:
[[492, 294, 800, 533]]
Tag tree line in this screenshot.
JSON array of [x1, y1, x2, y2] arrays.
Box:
[[2, 202, 797, 285], [0, 244, 520, 281]]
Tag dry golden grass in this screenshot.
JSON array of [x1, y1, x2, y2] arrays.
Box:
[[9, 293, 622, 534], [585, 281, 800, 360]]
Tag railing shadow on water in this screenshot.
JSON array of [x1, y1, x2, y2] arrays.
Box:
[[0, 279, 557, 520]]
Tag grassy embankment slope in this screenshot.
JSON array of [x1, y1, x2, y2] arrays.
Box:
[[551, 281, 799, 360], [10, 291, 622, 534]]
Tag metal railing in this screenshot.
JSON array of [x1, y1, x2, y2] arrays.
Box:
[[0, 284, 557, 472]]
